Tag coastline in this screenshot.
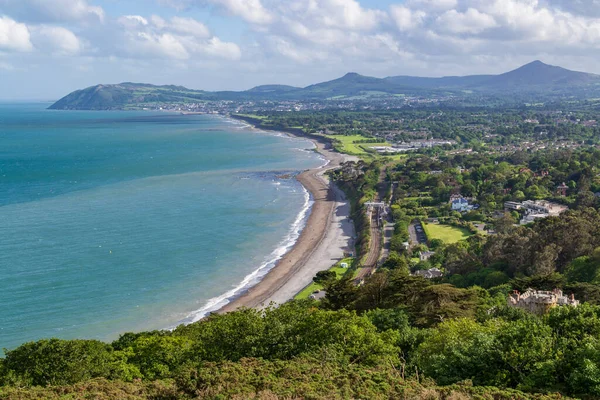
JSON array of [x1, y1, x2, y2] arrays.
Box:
[[217, 119, 357, 313]]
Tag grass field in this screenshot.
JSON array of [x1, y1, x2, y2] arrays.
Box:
[[324, 135, 389, 157], [423, 223, 473, 244], [295, 258, 354, 300], [233, 113, 269, 120]]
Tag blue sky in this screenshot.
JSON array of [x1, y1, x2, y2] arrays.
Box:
[[0, 0, 599, 100]]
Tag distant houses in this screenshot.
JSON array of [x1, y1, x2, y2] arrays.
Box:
[[450, 194, 476, 212], [372, 139, 456, 154], [414, 267, 443, 279], [419, 251, 436, 261], [504, 200, 568, 225], [508, 289, 579, 315]]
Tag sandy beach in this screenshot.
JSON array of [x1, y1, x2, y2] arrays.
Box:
[[219, 136, 357, 312]]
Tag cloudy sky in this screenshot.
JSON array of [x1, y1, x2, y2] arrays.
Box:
[[1, 0, 600, 100]]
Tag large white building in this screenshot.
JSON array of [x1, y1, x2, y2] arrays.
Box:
[[504, 200, 568, 225], [451, 197, 473, 212], [508, 289, 579, 315]]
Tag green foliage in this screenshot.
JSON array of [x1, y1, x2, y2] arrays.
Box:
[[417, 318, 557, 390], [125, 335, 192, 380], [565, 248, 600, 283], [174, 302, 398, 366], [313, 270, 336, 284], [417, 319, 501, 386], [2, 339, 118, 386], [381, 251, 409, 272], [0, 360, 570, 400], [364, 307, 410, 332]]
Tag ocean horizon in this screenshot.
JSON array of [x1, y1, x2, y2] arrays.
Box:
[[0, 103, 323, 352]]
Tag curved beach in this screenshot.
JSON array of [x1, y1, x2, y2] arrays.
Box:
[[219, 139, 357, 312]]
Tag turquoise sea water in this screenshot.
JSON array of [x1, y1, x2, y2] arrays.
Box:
[[0, 103, 323, 352]]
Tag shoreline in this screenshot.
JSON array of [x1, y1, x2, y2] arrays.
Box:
[[216, 118, 357, 313]]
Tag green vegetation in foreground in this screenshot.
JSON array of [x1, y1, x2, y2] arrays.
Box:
[[423, 223, 473, 244], [295, 258, 354, 300]]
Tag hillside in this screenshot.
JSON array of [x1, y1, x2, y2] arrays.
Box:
[[48, 82, 211, 110], [481, 60, 600, 88], [49, 61, 600, 110]]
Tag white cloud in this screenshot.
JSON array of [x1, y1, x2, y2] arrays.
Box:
[[118, 15, 149, 27], [207, 0, 274, 24], [115, 14, 240, 61], [9, 0, 600, 97], [436, 8, 497, 34], [131, 32, 190, 59], [169, 17, 210, 38], [406, 0, 458, 11], [31, 25, 82, 55], [390, 5, 426, 32], [0, 16, 33, 52], [199, 36, 242, 59], [0, 0, 104, 23], [281, 0, 386, 31]]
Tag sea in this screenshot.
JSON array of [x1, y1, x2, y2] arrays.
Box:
[[0, 103, 324, 352]]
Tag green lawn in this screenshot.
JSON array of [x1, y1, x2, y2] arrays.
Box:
[[232, 113, 269, 120], [423, 223, 473, 244], [324, 134, 389, 157], [295, 258, 354, 300]]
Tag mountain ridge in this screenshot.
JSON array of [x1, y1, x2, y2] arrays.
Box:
[[49, 61, 600, 110]]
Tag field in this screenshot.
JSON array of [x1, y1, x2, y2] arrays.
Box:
[[423, 223, 473, 244], [233, 113, 269, 120], [324, 134, 389, 157], [295, 258, 354, 300]]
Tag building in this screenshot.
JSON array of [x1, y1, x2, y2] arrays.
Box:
[[520, 213, 551, 225], [451, 197, 473, 212], [557, 182, 568, 197], [508, 289, 579, 315], [521, 200, 568, 216], [414, 268, 443, 279], [504, 201, 523, 211], [419, 251, 435, 261], [505, 200, 568, 225]]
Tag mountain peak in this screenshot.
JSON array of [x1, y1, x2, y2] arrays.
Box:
[[516, 60, 556, 71], [526, 60, 547, 67], [342, 72, 361, 78]]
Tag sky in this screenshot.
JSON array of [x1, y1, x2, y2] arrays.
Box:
[[2, 0, 600, 100]]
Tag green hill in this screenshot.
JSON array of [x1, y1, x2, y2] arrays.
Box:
[[49, 61, 600, 110], [48, 83, 211, 110]]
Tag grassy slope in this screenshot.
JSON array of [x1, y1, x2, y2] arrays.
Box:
[[423, 223, 473, 244]]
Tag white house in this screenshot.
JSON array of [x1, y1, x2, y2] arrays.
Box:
[[451, 197, 472, 212]]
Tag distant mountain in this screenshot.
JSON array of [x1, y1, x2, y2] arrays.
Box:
[[49, 82, 210, 110], [476, 60, 600, 88], [384, 61, 600, 92], [49, 61, 600, 110]]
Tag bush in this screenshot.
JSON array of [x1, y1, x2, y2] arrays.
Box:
[[2, 339, 117, 386]]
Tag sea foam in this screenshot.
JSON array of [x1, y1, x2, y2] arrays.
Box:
[[178, 184, 313, 324]]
